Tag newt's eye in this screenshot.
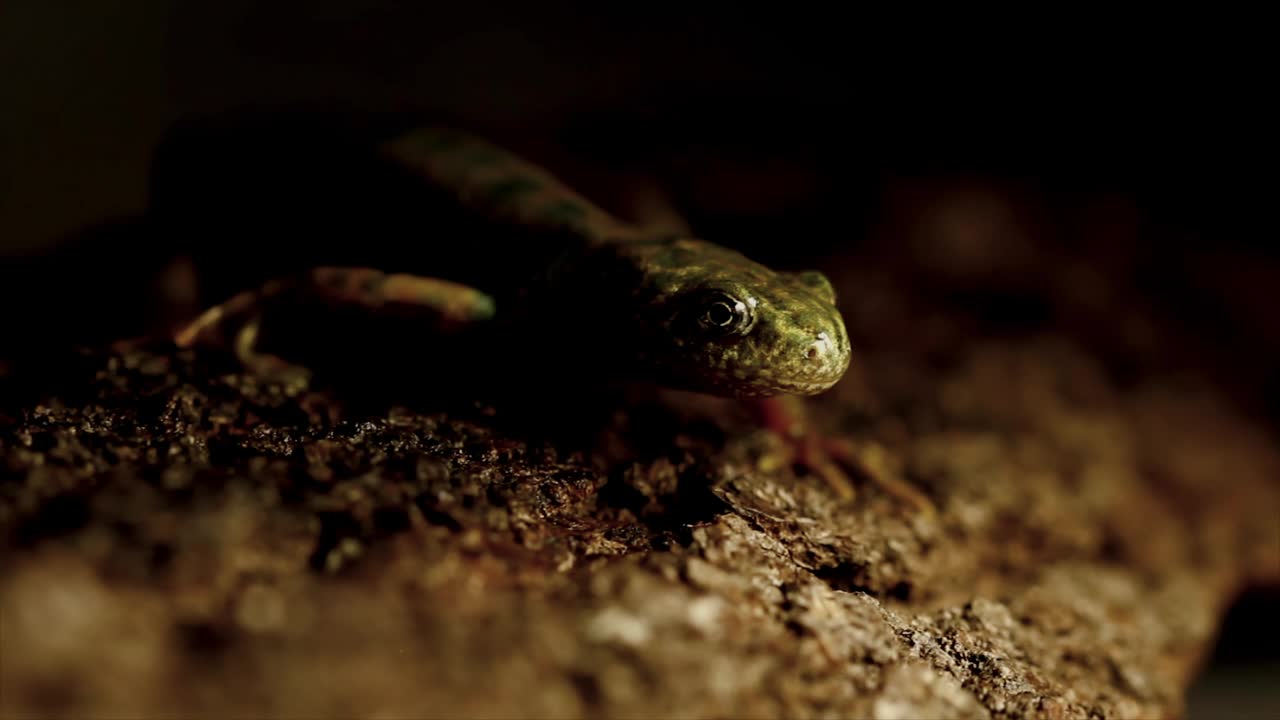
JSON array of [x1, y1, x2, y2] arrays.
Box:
[[696, 292, 754, 337]]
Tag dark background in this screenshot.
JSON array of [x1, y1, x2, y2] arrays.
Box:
[[1, 4, 1261, 250], [1, 3, 1274, 716], [3, 4, 1273, 423]]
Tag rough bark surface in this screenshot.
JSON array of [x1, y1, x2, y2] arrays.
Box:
[[2, 244, 1278, 720]]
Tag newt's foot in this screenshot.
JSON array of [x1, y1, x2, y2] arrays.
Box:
[[751, 396, 936, 517], [171, 286, 312, 390], [230, 317, 314, 391], [171, 267, 495, 387]]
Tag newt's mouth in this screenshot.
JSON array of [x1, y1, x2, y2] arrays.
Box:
[[731, 378, 844, 398], [690, 353, 851, 398], [736, 366, 850, 397], [672, 322, 852, 397]]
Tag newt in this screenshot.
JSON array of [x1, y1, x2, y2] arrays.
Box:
[[172, 125, 932, 512]]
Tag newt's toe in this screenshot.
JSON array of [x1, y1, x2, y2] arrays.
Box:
[[751, 396, 936, 516]]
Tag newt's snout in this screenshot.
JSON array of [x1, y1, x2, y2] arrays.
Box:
[[773, 299, 851, 396], [804, 329, 847, 382]]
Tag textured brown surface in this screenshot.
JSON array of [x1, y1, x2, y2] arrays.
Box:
[[2, 240, 1277, 719], [3, 6, 1266, 716]]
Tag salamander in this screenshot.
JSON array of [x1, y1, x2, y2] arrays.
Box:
[[173, 125, 931, 512]]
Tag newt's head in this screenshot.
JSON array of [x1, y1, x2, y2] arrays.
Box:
[[612, 238, 852, 398]]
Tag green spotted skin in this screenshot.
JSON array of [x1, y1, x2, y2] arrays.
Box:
[[377, 126, 852, 399]]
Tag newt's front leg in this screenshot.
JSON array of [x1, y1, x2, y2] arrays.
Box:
[[749, 395, 936, 517], [174, 267, 496, 381]]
